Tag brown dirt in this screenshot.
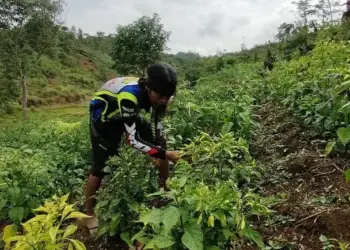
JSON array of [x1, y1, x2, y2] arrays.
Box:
[[26, 93, 90, 108], [80, 58, 96, 72], [251, 102, 350, 249], [74, 224, 129, 250]]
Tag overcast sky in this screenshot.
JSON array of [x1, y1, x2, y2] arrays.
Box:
[[61, 0, 300, 56]]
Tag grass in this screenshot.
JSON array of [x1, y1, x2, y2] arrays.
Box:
[[0, 103, 89, 129], [23, 47, 116, 109]]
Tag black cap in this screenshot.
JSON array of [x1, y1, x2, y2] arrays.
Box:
[[146, 63, 177, 97]]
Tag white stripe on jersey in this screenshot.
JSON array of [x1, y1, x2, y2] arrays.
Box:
[[99, 77, 139, 94], [124, 123, 152, 153]]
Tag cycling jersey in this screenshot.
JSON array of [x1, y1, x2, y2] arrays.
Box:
[[90, 77, 166, 161]]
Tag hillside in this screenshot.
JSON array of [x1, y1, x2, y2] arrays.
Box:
[[0, 24, 116, 114], [27, 47, 114, 107], [29, 36, 117, 105]]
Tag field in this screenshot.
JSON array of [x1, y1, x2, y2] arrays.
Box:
[[2, 15, 350, 250]]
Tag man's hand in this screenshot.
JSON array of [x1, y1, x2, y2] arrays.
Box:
[[166, 150, 180, 163]]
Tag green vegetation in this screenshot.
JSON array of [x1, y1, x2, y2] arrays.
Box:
[[111, 13, 170, 75], [1, 0, 350, 249], [0, 0, 115, 118], [3, 194, 89, 250]]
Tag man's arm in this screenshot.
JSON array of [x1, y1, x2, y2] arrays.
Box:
[[119, 98, 167, 159]]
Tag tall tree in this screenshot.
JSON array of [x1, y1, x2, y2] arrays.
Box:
[[292, 0, 316, 25], [111, 13, 170, 75], [313, 0, 343, 23], [276, 23, 295, 41], [0, 0, 64, 119], [70, 25, 76, 36], [77, 28, 83, 40]]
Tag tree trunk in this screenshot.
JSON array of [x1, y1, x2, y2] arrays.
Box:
[[21, 75, 28, 121]]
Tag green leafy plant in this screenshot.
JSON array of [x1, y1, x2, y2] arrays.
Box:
[[179, 132, 262, 186], [130, 168, 273, 250], [2, 194, 89, 250], [319, 235, 350, 250]]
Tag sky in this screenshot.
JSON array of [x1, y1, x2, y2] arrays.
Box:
[[61, 0, 300, 56]]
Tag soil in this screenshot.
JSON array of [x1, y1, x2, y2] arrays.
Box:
[[250, 102, 350, 250], [75, 224, 129, 250]]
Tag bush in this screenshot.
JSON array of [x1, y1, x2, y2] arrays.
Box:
[[66, 73, 96, 88], [39, 56, 62, 79]]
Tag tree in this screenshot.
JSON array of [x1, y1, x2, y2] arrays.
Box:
[[77, 28, 83, 40], [0, 0, 64, 119], [292, 0, 316, 25], [111, 13, 170, 75], [276, 23, 295, 41], [70, 25, 76, 36], [313, 0, 343, 23]]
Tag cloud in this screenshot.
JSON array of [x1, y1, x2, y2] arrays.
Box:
[[61, 0, 298, 56]]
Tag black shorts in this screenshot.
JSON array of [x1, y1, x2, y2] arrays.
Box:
[[89, 110, 163, 178]]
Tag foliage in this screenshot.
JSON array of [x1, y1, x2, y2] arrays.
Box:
[[94, 146, 159, 238], [93, 126, 275, 249], [0, 4, 115, 115], [0, 118, 90, 224], [0, 0, 64, 120], [2, 194, 89, 250], [319, 235, 350, 250], [130, 160, 272, 250], [267, 25, 350, 143], [180, 132, 261, 186], [111, 13, 170, 75]]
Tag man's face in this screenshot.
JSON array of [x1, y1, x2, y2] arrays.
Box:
[[148, 89, 170, 107]]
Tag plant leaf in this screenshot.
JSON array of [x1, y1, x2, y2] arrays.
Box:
[[24, 215, 47, 225], [9, 207, 24, 223], [162, 206, 180, 233], [120, 232, 133, 247], [3, 224, 17, 249], [110, 213, 121, 232], [63, 225, 77, 239], [153, 235, 175, 248], [182, 220, 203, 250], [127, 201, 139, 212], [69, 239, 86, 250], [0, 198, 7, 212], [324, 141, 336, 157], [212, 210, 227, 227], [139, 208, 162, 226], [319, 234, 328, 242], [62, 204, 75, 219], [68, 243, 74, 250], [60, 194, 70, 203], [337, 127, 350, 145], [242, 228, 264, 249], [221, 122, 233, 134], [49, 226, 59, 242], [222, 229, 236, 240], [33, 205, 49, 213], [340, 102, 350, 114], [65, 212, 91, 220], [345, 170, 350, 183], [335, 80, 350, 94]]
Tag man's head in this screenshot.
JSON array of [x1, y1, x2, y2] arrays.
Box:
[[145, 63, 177, 107]]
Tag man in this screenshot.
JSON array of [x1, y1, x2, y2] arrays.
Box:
[[85, 63, 180, 233]]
